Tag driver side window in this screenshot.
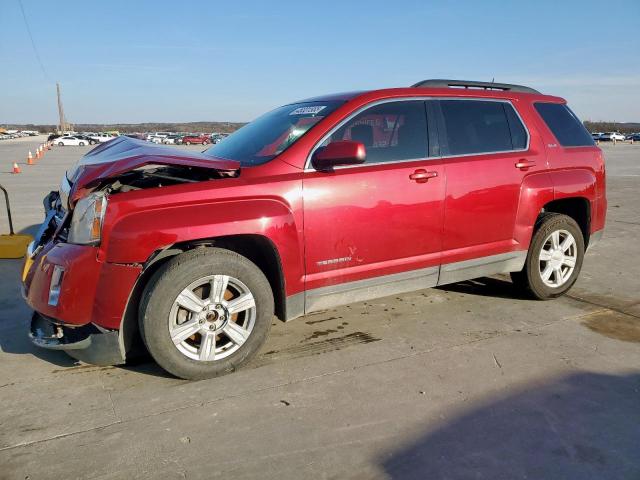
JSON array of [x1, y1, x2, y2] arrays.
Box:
[[324, 100, 429, 164]]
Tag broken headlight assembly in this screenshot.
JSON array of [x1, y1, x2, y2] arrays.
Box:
[[68, 192, 107, 245]]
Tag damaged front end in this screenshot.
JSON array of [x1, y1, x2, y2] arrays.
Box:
[[24, 136, 241, 366], [30, 313, 123, 366], [67, 135, 240, 202]]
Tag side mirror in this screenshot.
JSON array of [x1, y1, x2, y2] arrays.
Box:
[[312, 140, 366, 171]]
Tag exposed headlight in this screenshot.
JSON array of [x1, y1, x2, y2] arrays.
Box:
[[68, 192, 107, 245]]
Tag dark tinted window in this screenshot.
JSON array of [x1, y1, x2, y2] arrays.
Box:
[[534, 103, 595, 147], [439, 100, 523, 155], [505, 104, 527, 149], [327, 100, 428, 164], [204, 101, 343, 166]]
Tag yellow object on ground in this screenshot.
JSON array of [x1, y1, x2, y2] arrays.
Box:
[[0, 234, 33, 259], [1, 184, 32, 258], [22, 254, 34, 281]]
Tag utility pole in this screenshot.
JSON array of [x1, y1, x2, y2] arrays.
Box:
[[56, 82, 68, 133]]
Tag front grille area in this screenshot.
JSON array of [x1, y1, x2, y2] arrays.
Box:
[[38, 191, 69, 246]]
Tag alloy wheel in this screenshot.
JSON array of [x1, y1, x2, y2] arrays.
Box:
[[168, 274, 256, 361], [538, 229, 577, 288]]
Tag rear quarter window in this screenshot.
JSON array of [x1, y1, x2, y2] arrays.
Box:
[[534, 103, 595, 147]]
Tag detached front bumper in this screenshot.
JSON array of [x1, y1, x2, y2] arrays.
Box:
[[29, 312, 125, 365], [23, 191, 143, 365]]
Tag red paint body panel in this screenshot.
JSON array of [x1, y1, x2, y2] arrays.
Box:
[[100, 160, 306, 296], [23, 85, 606, 333], [303, 159, 445, 290], [439, 100, 551, 262], [24, 242, 141, 327]]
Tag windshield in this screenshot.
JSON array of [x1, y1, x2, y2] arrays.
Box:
[[203, 101, 343, 166]]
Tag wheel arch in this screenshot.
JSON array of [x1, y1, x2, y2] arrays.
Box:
[[118, 234, 288, 362], [541, 197, 591, 246]]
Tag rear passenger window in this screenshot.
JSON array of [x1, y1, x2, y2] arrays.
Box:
[[439, 100, 525, 155], [328, 101, 428, 164], [534, 103, 595, 147]]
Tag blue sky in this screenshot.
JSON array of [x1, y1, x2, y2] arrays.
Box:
[[1, 0, 639, 124]]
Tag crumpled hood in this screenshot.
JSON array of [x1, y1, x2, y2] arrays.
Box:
[[68, 136, 240, 200]]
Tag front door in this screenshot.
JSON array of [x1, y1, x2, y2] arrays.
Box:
[[302, 99, 445, 312]]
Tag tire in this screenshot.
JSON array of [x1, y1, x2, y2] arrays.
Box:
[[58, 142, 64, 146], [79, 142, 85, 146], [139, 248, 274, 380], [185, 141, 191, 145], [90, 140, 96, 145], [511, 213, 584, 300]]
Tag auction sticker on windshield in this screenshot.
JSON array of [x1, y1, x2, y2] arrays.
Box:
[[289, 106, 326, 115]]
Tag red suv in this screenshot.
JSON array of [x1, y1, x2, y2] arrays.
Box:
[[181, 134, 210, 145], [24, 79, 606, 379]]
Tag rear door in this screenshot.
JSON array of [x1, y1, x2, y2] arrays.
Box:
[[302, 99, 445, 311], [434, 98, 547, 282]]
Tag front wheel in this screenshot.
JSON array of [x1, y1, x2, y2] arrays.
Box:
[[139, 248, 274, 380], [511, 213, 584, 300], [58, 142, 64, 146], [79, 142, 85, 146]]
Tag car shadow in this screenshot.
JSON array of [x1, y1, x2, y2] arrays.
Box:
[[381, 372, 640, 479], [438, 276, 529, 300]]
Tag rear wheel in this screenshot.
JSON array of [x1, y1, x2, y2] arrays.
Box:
[[139, 248, 274, 380], [511, 213, 584, 299], [79, 142, 85, 146], [58, 142, 64, 146]]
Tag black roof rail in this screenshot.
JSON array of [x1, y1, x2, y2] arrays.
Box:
[[411, 79, 540, 94]]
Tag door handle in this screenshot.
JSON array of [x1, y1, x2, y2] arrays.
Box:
[[515, 159, 536, 170], [409, 169, 438, 183]]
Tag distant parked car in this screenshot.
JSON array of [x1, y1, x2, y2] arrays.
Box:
[[599, 132, 625, 142], [162, 134, 183, 145], [591, 132, 603, 141], [90, 133, 116, 143], [146, 132, 172, 142], [210, 133, 228, 144], [47, 134, 62, 142], [56, 136, 89, 146], [181, 134, 210, 145], [74, 135, 98, 145], [625, 133, 640, 142]]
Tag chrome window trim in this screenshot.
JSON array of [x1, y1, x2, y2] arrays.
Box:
[[303, 96, 531, 172]]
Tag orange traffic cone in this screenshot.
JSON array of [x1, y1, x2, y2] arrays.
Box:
[[27, 151, 34, 164], [12, 162, 21, 174]]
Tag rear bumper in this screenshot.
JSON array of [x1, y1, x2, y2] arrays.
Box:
[[29, 312, 125, 365]]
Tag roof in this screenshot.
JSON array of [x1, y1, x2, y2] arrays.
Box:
[[296, 79, 559, 105]]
